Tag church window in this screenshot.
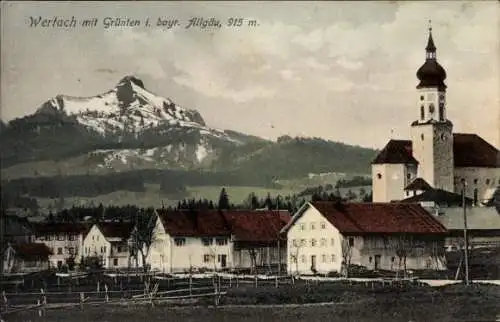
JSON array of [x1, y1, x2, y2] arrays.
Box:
[[486, 179, 490, 185], [474, 179, 478, 184], [420, 95, 424, 101], [421, 134, 424, 141], [429, 104, 435, 115], [473, 189, 478, 206], [420, 105, 425, 120], [377, 173, 382, 179]]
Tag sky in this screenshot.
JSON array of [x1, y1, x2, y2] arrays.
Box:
[[1, 1, 499, 149]]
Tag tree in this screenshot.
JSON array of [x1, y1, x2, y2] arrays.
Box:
[[395, 235, 411, 279], [129, 209, 156, 272], [341, 237, 353, 278], [290, 240, 304, 275], [217, 188, 230, 210], [264, 193, 273, 210]]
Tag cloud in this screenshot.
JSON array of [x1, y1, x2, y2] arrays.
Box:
[[280, 69, 301, 81]]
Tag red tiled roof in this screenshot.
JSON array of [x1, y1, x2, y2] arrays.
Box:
[[157, 209, 231, 237], [404, 177, 432, 191], [373, 134, 498, 168], [222, 210, 291, 242], [33, 222, 90, 235], [97, 222, 135, 240], [453, 133, 499, 168], [10, 243, 52, 259], [372, 140, 418, 165], [311, 201, 448, 234]]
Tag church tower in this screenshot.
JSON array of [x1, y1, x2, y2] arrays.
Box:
[[410, 24, 454, 192]]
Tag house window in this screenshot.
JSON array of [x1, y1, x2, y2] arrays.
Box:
[[57, 247, 63, 255], [48, 235, 53, 241], [113, 258, 118, 266], [174, 238, 186, 246], [369, 256, 373, 263], [117, 246, 122, 253], [301, 255, 306, 263], [331, 238, 335, 246], [203, 254, 211, 263], [348, 237, 354, 247], [100, 246, 104, 253], [69, 235, 76, 241], [331, 254, 336, 262], [474, 179, 478, 184], [104, 246, 107, 253], [57, 235, 65, 241], [68, 248, 75, 255], [292, 239, 297, 247], [310, 222, 316, 230], [311, 239, 317, 247], [320, 238, 327, 247], [217, 254, 222, 263], [216, 238, 228, 246], [300, 223, 305, 230], [322, 254, 327, 263], [92, 236, 95, 241], [290, 255, 297, 263], [202, 238, 213, 246], [420, 95, 424, 101], [320, 222, 326, 229], [300, 239, 306, 247], [391, 257, 395, 263]]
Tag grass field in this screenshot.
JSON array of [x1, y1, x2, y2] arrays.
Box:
[[7, 283, 500, 322]]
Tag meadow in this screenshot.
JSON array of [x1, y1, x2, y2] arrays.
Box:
[[6, 282, 500, 322]]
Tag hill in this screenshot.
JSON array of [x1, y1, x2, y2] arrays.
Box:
[[1, 76, 377, 205]]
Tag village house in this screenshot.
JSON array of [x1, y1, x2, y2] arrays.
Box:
[[82, 221, 138, 269], [146, 209, 290, 273], [222, 210, 290, 273], [3, 243, 52, 273], [2, 213, 35, 244], [436, 206, 500, 251], [147, 209, 233, 273], [32, 222, 90, 269], [281, 201, 448, 275]]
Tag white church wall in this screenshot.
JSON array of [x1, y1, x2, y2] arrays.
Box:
[[372, 164, 407, 202], [453, 167, 500, 205]]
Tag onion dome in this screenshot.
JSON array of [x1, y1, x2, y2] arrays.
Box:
[[416, 26, 447, 90]]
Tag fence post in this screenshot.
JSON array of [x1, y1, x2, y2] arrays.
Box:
[[97, 281, 100, 294], [189, 274, 193, 296], [80, 292, 84, 310], [254, 275, 257, 288], [105, 284, 109, 303], [37, 299, 42, 317], [275, 275, 278, 288]]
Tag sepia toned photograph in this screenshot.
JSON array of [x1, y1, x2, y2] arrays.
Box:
[[1, 1, 499, 321]]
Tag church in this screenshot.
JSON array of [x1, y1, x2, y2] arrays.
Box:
[[372, 27, 499, 206]]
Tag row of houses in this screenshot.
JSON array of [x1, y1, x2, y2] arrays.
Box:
[[3, 202, 500, 275]]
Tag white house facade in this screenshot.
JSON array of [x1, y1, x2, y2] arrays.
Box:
[[33, 223, 89, 269], [82, 222, 137, 269], [147, 210, 232, 273], [282, 201, 448, 275]]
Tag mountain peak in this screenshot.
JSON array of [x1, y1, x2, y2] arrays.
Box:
[[118, 75, 145, 89]]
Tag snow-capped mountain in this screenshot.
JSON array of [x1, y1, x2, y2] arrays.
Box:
[[2, 76, 246, 169], [39, 75, 238, 143]]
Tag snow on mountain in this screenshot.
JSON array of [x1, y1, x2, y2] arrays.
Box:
[[41, 75, 239, 143]]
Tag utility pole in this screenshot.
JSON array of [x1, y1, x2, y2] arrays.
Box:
[[462, 180, 470, 286]]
